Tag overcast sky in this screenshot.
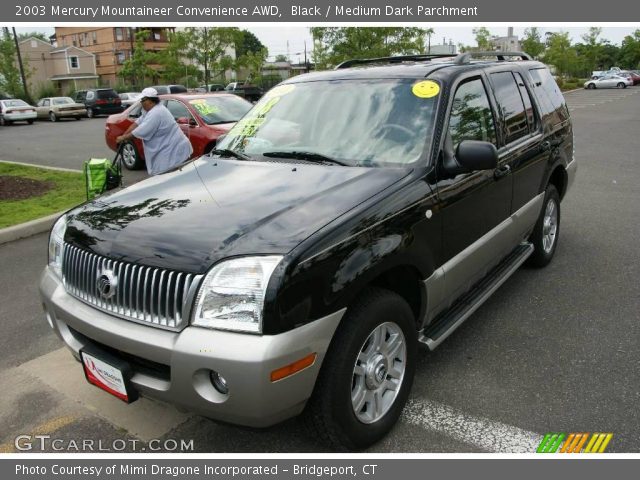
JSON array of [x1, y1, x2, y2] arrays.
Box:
[[12, 26, 638, 61]]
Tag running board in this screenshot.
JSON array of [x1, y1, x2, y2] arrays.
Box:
[[418, 242, 534, 351]]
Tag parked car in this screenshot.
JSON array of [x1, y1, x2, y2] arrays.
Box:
[[75, 88, 124, 118], [197, 84, 225, 92], [584, 75, 633, 89], [105, 93, 253, 169], [118, 92, 142, 108], [626, 71, 640, 85], [150, 85, 188, 95], [35, 97, 86, 122], [0, 99, 36, 125], [225, 82, 263, 102], [41, 52, 576, 450]]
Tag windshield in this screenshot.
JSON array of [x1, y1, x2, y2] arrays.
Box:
[[188, 96, 252, 125], [217, 79, 439, 167], [53, 97, 74, 105]]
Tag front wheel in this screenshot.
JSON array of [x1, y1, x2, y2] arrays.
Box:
[[49, 112, 57, 122], [86, 108, 95, 118], [121, 140, 144, 170], [617, 82, 626, 89], [527, 185, 560, 268], [587, 83, 596, 89], [305, 288, 417, 451]]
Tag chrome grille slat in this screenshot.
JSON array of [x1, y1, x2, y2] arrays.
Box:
[[61, 244, 201, 331]]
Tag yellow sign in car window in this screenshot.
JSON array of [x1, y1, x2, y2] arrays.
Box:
[[412, 80, 440, 99]]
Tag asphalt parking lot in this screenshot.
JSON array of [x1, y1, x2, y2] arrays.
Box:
[[1, 87, 639, 453]]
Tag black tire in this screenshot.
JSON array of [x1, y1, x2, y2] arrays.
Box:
[[75, 116, 82, 121], [27, 120, 33, 124], [617, 82, 626, 89], [305, 287, 417, 451], [0, 116, 4, 126], [121, 141, 144, 170], [587, 83, 596, 89], [49, 112, 57, 122], [87, 108, 95, 118], [527, 184, 561, 268]]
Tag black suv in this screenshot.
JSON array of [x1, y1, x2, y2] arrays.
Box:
[[75, 88, 123, 118], [40, 52, 575, 451]]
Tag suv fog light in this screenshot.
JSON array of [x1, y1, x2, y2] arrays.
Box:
[[210, 371, 229, 395]]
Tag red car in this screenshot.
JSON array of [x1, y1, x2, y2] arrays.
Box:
[[105, 93, 253, 170]]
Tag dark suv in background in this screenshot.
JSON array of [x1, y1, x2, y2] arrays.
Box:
[[75, 88, 124, 118], [41, 52, 575, 451]]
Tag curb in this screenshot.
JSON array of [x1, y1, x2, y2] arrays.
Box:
[[0, 211, 65, 246], [0, 159, 83, 173]]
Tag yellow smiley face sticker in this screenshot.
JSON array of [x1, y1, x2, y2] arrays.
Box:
[[412, 80, 440, 99]]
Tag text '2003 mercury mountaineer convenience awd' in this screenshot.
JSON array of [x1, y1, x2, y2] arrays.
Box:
[[40, 52, 576, 450]]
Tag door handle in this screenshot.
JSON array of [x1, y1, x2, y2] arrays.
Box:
[[494, 164, 511, 179], [540, 140, 552, 152]]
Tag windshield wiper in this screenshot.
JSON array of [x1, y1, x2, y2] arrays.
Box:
[[262, 151, 349, 166], [209, 148, 252, 161]]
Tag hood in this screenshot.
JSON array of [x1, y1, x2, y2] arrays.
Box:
[[65, 159, 411, 273]]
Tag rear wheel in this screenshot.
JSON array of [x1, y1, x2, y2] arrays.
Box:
[[121, 141, 144, 170], [527, 184, 560, 268], [75, 116, 82, 121], [49, 112, 57, 122], [27, 120, 33, 124], [305, 288, 417, 451], [87, 108, 95, 118]]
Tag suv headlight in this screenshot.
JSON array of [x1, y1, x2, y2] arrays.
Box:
[[192, 256, 282, 334], [48, 215, 67, 280]]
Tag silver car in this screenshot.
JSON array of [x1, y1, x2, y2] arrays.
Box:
[[584, 74, 633, 89], [0, 99, 36, 125], [119, 92, 142, 108], [35, 97, 87, 122]]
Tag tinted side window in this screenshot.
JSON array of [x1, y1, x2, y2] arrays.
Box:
[[514, 72, 536, 132], [166, 100, 192, 120], [97, 89, 117, 99], [490, 72, 528, 144], [529, 67, 569, 123], [449, 78, 497, 148]]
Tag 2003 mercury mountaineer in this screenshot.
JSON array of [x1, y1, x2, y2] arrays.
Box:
[[40, 51, 576, 450]]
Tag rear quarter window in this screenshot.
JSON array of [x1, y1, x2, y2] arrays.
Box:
[[490, 71, 529, 144], [528, 68, 569, 124]]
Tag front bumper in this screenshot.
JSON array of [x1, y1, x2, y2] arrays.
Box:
[[39, 267, 344, 427], [566, 158, 577, 195]]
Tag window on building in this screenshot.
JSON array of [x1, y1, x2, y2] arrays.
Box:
[[116, 51, 126, 64], [92, 31, 97, 44], [448, 77, 497, 148], [95, 54, 101, 66], [115, 28, 123, 41], [30, 40, 37, 48], [72, 34, 77, 47], [69, 56, 79, 69]]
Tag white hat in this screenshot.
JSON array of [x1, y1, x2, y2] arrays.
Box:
[[140, 87, 159, 99]]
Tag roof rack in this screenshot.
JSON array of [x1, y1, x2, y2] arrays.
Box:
[[335, 54, 457, 70], [453, 51, 532, 65]]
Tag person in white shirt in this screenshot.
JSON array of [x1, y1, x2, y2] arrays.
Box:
[[116, 87, 193, 175]]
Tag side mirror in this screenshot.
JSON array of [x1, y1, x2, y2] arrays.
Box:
[[443, 140, 498, 176], [177, 117, 197, 127]]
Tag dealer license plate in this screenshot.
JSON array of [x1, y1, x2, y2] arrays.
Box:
[[80, 347, 137, 403]]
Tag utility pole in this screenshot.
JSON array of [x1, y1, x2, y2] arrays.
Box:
[[304, 40, 308, 72], [11, 27, 31, 103], [129, 27, 136, 88]]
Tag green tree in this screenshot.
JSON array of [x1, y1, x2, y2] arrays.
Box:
[[235, 30, 266, 57], [0, 29, 23, 97], [472, 27, 493, 50], [237, 48, 268, 82], [274, 54, 288, 62], [155, 30, 199, 85], [184, 27, 239, 87], [619, 29, 640, 69], [521, 28, 545, 59], [17, 31, 48, 42], [579, 27, 604, 74], [422, 28, 435, 54], [310, 27, 428, 69], [544, 32, 579, 78], [598, 43, 621, 70], [118, 30, 157, 88]]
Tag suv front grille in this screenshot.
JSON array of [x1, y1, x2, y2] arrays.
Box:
[[62, 243, 203, 330]]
